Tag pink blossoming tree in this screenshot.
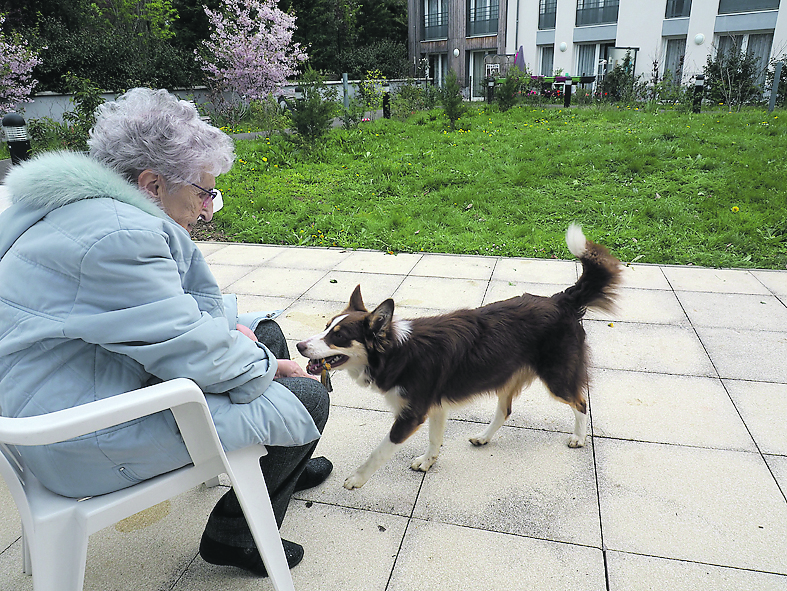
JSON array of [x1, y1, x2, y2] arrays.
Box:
[[0, 15, 43, 115], [197, 0, 307, 121]]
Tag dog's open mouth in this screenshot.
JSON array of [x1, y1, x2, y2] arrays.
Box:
[[305, 354, 349, 375]]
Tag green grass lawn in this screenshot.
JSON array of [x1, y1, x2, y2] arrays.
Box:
[[204, 104, 787, 270]]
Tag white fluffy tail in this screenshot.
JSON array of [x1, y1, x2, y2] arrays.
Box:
[[566, 223, 587, 258]]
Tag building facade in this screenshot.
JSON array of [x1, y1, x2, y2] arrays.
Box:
[[409, 0, 787, 95], [408, 0, 509, 98]]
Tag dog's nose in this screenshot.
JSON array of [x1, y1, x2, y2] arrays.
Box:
[[296, 341, 307, 355]]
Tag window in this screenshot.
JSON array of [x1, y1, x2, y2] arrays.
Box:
[[428, 53, 448, 87], [424, 0, 448, 40], [663, 38, 686, 83], [718, 0, 779, 14], [577, 44, 596, 77], [468, 0, 499, 36], [540, 45, 554, 76], [576, 0, 620, 26], [665, 0, 691, 18], [539, 0, 557, 30], [716, 33, 774, 89]]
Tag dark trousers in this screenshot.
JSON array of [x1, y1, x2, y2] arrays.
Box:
[[203, 321, 330, 546]]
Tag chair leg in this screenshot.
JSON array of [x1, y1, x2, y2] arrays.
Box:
[[226, 446, 295, 591], [204, 476, 221, 488], [28, 517, 89, 591], [21, 524, 31, 575]]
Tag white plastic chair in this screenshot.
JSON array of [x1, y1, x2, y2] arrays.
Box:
[[0, 378, 295, 591]]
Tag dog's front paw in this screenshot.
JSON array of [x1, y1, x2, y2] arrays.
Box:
[[469, 434, 490, 446], [568, 434, 586, 448], [410, 454, 437, 472], [343, 472, 368, 490]]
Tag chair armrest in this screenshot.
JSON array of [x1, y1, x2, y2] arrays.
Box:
[[0, 378, 207, 447]]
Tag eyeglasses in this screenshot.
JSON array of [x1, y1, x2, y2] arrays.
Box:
[[191, 183, 223, 213]]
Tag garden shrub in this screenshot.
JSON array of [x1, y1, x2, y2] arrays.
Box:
[[287, 67, 339, 146], [703, 46, 763, 111], [439, 70, 467, 131]]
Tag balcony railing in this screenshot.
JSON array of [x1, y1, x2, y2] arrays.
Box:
[[576, 1, 619, 26], [665, 0, 691, 18], [424, 10, 448, 40], [539, 10, 557, 29], [718, 0, 779, 13], [468, 3, 499, 36]]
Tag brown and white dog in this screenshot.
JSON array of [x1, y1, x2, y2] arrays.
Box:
[[297, 224, 621, 489]]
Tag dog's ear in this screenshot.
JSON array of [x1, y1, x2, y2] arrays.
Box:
[[368, 299, 394, 335], [347, 284, 367, 312]]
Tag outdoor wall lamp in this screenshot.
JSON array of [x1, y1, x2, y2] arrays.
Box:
[[694, 33, 705, 45], [559, 42, 568, 52], [453, 48, 460, 57]]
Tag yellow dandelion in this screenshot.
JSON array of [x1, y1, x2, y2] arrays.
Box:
[[262, 157, 267, 162], [731, 206, 739, 213]]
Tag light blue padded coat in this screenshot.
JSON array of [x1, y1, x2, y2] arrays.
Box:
[[0, 151, 320, 497]]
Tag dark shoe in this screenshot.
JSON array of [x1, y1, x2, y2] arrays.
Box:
[[294, 456, 333, 492], [199, 534, 304, 577]]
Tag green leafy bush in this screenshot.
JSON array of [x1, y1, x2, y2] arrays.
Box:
[[287, 68, 339, 146], [439, 70, 467, 130]]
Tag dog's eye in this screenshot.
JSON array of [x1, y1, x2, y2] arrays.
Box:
[[331, 327, 350, 345]]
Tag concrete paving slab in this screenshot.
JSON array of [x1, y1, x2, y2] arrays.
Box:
[[677, 291, 787, 331], [491, 257, 579, 284], [413, 423, 601, 547], [263, 246, 352, 270], [596, 439, 787, 573], [206, 264, 255, 291], [410, 253, 497, 279], [236, 294, 294, 316], [387, 520, 606, 591], [195, 242, 228, 258], [764, 454, 787, 498], [617, 263, 671, 290], [661, 266, 770, 294], [752, 269, 787, 296], [590, 369, 756, 451], [696, 327, 787, 383], [225, 267, 326, 297], [201, 243, 285, 266], [725, 380, 787, 455], [291, 405, 426, 517], [333, 250, 421, 275], [483, 280, 568, 302], [392, 276, 488, 309], [176, 500, 409, 591], [607, 551, 787, 591], [584, 320, 716, 377], [586, 287, 689, 325], [302, 270, 405, 304]]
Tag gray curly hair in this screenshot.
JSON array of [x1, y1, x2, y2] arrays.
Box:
[[88, 88, 234, 188]]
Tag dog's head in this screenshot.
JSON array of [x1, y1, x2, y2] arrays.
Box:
[[296, 285, 397, 375]]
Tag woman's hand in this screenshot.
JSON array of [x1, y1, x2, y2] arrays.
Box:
[[275, 359, 320, 381]]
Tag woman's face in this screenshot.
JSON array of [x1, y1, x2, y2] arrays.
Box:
[[142, 171, 216, 233]]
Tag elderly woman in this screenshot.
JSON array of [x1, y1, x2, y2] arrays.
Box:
[[0, 88, 331, 576]]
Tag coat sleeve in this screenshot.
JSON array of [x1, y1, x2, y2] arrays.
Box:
[[63, 227, 277, 404]]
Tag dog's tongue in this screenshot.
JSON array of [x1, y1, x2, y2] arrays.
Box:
[[306, 359, 325, 375]]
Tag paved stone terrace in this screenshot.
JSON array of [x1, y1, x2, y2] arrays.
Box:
[[2, 241, 787, 590]]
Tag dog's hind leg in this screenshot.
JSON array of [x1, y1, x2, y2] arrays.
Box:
[[411, 405, 448, 472], [568, 401, 588, 448], [469, 372, 528, 446], [344, 411, 426, 489]]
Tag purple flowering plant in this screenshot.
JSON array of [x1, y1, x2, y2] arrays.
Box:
[[0, 15, 43, 115]]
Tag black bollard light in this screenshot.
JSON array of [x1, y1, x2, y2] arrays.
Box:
[[564, 76, 573, 108], [382, 80, 391, 119], [2, 113, 32, 165], [487, 77, 495, 103], [692, 75, 704, 114]]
